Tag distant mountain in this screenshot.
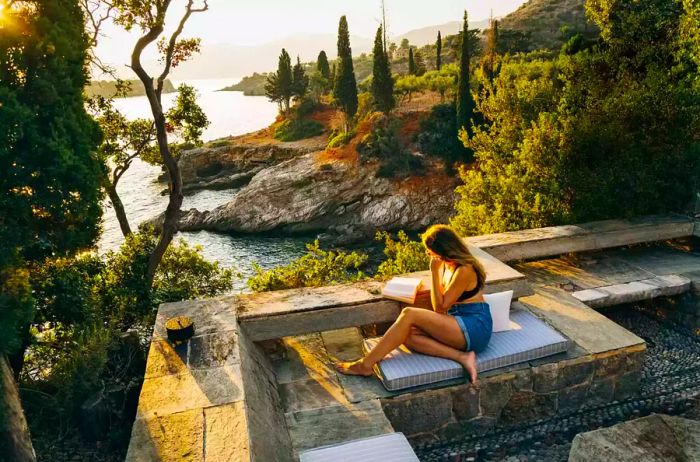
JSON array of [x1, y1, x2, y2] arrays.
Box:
[[499, 0, 597, 50], [171, 34, 373, 80], [391, 18, 491, 47]]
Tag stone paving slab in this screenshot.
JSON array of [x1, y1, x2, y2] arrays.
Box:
[[610, 246, 700, 276], [572, 275, 691, 308], [137, 364, 244, 419], [126, 408, 204, 462], [519, 286, 644, 355], [154, 298, 239, 341], [467, 214, 694, 262], [569, 414, 700, 462], [285, 400, 394, 454]]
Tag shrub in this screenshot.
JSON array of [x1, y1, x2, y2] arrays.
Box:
[[357, 114, 424, 178], [248, 240, 368, 292], [374, 231, 429, 279], [273, 118, 324, 142], [326, 128, 356, 149], [415, 103, 472, 167]]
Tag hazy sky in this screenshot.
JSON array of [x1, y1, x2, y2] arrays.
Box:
[[96, 0, 528, 69]]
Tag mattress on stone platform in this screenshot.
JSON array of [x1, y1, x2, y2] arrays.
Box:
[[364, 308, 571, 391], [299, 432, 419, 462]]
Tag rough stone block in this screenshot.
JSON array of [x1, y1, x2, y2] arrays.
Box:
[[126, 409, 203, 461], [559, 358, 594, 388], [532, 363, 560, 393], [594, 352, 625, 379], [204, 402, 250, 462], [451, 385, 480, 421], [569, 414, 700, 462], [286, 400, 393, 453], [500, 391, 557, 424], [614, 371, 642, 400], [558, 382, 590, 411], [479, 378, 513, 416], [381, 389, 453, 436], [588, 378, 615, 404], [145, 333, 239, 380], [598, 281, 659, 306], [623, 350, 646, 374], [154, 298, 238, 341]]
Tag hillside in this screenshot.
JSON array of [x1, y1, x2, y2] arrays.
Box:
[[392, 18, 491, 47], [499, 0, 598, 50], [86, 79, 177, 98]]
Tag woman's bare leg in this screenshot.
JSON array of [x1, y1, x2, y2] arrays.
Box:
[[405, 329, 477, 383], [336, 307, 478, 382]]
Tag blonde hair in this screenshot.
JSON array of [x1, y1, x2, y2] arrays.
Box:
[[422, 225, 487, 291]]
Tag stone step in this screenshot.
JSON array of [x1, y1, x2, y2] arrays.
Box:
[[571, 274, 691, 308]]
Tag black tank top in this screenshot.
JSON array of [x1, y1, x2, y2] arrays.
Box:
[[443, 265, 481, 301]]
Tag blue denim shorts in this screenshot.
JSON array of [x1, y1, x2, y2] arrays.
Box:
[[448, 302, 493, 353]]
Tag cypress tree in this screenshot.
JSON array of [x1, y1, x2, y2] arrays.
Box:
[[484, 19, 499, 81], [292, 56, 309, 101], [333, 15, 358, 128], [265, 48, 293, 112], [456, 10, 474, 134], [408, 47, 416, 75], [414, 49, 426, 76], [436, 31, 442, 71], [317, 50, 331, 80], [372, 26, 395, 113]]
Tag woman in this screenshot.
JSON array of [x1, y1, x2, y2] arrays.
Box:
[[336, 225, 492, 383]]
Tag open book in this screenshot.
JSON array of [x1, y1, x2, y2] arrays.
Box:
[[382, 277, 424, 304]]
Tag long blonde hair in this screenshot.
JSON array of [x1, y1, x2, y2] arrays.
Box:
[[422, 225, 487, 291]]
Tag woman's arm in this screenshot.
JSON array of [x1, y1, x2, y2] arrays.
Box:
[[429, 259, 445, 313], [431, 264, 477, 313]]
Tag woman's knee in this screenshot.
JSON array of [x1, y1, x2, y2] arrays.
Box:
[[399, 307, 419, 322]]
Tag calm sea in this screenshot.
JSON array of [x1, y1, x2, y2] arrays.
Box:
[[98, 78, 312, 291]]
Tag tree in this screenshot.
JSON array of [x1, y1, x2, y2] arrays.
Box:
[[400, 38, 410, 50], [0, 0, 103, 457], [372, 26, 395, 113], [317, 50, 331, 80], [265, 48, 293, 112], [110, 0, 209, 289], [291, 56, 309, 102], [483, 19, 499, 81], [456, 10, 475, 136], [408, 47, 416, 75], [436, 31, 442, 71], [333, 15, 358, 130], [414, 49, 426, 76]]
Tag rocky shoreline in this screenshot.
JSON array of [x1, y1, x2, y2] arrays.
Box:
[[161, 130, 459, 244]]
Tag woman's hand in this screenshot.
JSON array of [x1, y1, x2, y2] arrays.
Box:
[[429, 256, 442, 273]]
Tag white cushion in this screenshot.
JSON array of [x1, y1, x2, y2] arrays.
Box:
[[484, 290, 513, 332]]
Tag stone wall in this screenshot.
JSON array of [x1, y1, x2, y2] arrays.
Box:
[[379, 345, 646, 443]]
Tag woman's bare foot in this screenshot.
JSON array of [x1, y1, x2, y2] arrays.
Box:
[[335, 359, 374, 376], [457, 351, 478, 383]]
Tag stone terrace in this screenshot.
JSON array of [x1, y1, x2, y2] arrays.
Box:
[[125, 214, 700, 461]]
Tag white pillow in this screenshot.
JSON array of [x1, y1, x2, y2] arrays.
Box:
[[484, 290, 514, 332]]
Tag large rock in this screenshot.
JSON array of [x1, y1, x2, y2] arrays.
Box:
[[178, 132, 327, 192], [175, 152, 458, 242], [568, 414, 700, 462]]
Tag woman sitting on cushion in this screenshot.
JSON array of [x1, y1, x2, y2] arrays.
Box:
[[336, 225, 492, 383]]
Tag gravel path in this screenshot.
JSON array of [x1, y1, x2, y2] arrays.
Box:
[[415, 302, 700, 462]]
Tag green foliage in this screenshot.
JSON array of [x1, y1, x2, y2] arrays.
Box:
[[452, 0, 700, 236], [394, 74, 422, 102], [0, 268, 34, 354], [326, 128, 357, 149], [333, 16, 359, 124], [0, 0, 104, 354], [272, 100, 325, 142], [166, 84, 210, 146], [291, 56, 309, 102], [317, 50, 331, 80], [372, 26, 395, 113], [374, 231, 429, 279], [436, 31, 442, 70], [358, 114, 424, 178], [416, 103, 472, 166], [456, 10, 476, 135], [266, 48, 294, 112], [247, 241, 368, 292], [408, 47, 416, 75]]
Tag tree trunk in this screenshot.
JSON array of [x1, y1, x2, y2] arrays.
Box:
[[105, 183, 132, 237], [0, 355, 36, 462]]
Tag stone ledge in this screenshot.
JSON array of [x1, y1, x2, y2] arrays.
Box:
[[571, 275, 691, 308], [467, 214, 694, 262]]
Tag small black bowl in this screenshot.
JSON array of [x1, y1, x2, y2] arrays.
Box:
[[165, 316, 195, 343]]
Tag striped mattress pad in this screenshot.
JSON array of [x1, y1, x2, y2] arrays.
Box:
[[364, 308, 571, 391], [299, 432, 419, 462]]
